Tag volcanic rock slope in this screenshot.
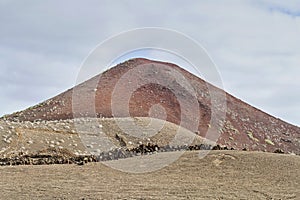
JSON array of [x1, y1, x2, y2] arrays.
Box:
[[3, 58, 300, 154]]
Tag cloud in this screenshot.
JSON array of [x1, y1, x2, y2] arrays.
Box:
[[0, 0, 299, 126]]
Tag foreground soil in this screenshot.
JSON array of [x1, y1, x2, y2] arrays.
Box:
[[0, 150, 299, 200]]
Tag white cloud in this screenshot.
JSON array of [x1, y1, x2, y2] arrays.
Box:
[[0, 0, 299, 126]]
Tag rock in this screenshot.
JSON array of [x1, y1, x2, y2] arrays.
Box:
[[27, 140, 33, 144], [265, 139, 275, 146], [3, 138, 11, 144], [281, 138, 292, 143], [274, 149, 284, 154], [77, 161, 84, 165], [115, 134, 126, 147], [212, 145, 221, 150]]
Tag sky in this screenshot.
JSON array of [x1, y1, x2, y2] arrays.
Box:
[[0, 0, 299, 126]]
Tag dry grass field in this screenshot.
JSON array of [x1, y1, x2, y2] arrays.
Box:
[[0, 150, 299, 200]]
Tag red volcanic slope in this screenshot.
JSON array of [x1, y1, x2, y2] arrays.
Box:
[[3, 58, 300, 154]]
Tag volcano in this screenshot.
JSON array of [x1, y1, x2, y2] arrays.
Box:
[[3, 58, 300, 154]]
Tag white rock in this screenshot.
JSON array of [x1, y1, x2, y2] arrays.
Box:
[[49, 144, 55, 148], [4, 138, 11, 144], [27, 140, 33, 144]]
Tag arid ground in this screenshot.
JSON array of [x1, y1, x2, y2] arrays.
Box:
[[0, 150, 299, 200]]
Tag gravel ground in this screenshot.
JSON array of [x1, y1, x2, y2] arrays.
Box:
[[0, 117, 211, 158]]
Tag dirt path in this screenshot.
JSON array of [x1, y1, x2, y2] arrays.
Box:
[[0, 150, 299, 200]]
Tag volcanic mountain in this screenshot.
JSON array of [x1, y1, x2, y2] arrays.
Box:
[[3, 58, 300, 154]]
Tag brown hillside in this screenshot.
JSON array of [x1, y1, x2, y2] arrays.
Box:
[[3, 58, 300, 154]]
